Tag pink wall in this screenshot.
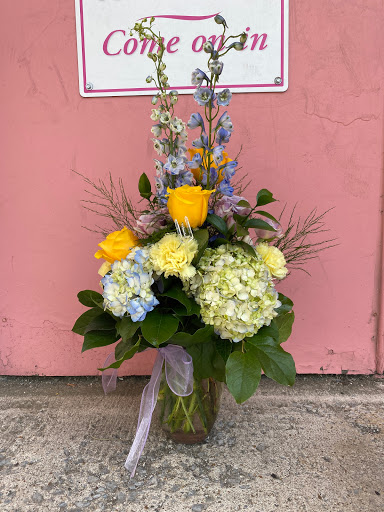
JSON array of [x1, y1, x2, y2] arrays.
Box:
[[1, 0, 383, 376]]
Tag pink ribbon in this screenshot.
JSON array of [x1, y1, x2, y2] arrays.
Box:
[[102, 345, 193, 477]]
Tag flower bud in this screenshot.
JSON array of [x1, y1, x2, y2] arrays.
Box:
[[142, 17, 147, 22], [146, 75, 152, 84], [214, 15, 227, 27], [150, 16, 155, 23], [160, 74, 168, 84], [228, 42, 244, 51], [203, 41, 214, 53], [151, 95, 159, 105], [159, 62, 166, 71], [209, 60, 224, 75], [240, 32, 248, 44]]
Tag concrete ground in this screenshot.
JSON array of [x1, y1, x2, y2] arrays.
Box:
[[0, 375, 383, 512]]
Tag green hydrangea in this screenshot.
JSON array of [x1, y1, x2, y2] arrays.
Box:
[[185, 244, 281, 342]]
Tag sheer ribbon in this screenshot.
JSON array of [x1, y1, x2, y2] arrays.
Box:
[[102, 345, 193, 477]]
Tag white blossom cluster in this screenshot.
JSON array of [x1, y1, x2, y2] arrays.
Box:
[[185, 245, 281, 342]]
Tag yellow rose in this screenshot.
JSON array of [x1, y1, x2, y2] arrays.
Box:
[[187, 147, 233, 184], [150, 233, 198, 280], [167, 185, 214, 228], [94, 226, 139, 264], [256, 243, 288, 279]]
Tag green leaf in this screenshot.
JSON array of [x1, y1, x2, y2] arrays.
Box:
[[275, 293, 294, 315], [212, 238, 228, 248], [116, 316, 141, 341], [81, 329, 118, 352], [236, 223, 249, 237], [215, 338, 233, 364], [244, 218, 276, 231], [141, 310, 179, 347], [255, 210, 278, 223], [256, 189, 276, 207], [226, 350, 262, 404], [246, 339, 296, 386], [248, 323, 280, 345], [234, 241, 256, 257], [206, 213, 229, 236], [86, 313, 117, 332], [237, 200, 251, 208], [72, 307, 104, 335], [101, 340, 141, 370], [77, 290, 104, 308], [138, 172, 152, 199], [160, 286, 195, 315], [187, 341, 225, 381], [233, 213, 247, 226], [192, 229, 209, 265], [274, 311, 295, 343], [169, 325, 215, 347]]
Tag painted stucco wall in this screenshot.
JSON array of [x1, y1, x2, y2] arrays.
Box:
[[1, 0, 383, 376]]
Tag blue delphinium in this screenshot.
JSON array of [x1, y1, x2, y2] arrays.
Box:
[[216, 111, 233, 132], [187, 112, 205, 131], [164, 154, 185, 175], [217, 89, 232, 106], [216, 127, 231, 144], [192, 133, 209, 149], [212, 145, 225, 165], [217, 179, 234, 196], [191, 68, 209, 87], [194, 87, 215, 107]]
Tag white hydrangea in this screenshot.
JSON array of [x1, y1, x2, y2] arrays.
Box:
[[185, 245, 281, 342]]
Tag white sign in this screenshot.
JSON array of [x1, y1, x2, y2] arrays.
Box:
[[75, 0, 288, 97]]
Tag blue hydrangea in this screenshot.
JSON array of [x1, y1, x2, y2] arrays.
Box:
[[101, 248, 159, 321]]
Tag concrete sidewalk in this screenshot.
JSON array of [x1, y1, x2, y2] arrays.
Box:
[[0, 375, 383, 512]]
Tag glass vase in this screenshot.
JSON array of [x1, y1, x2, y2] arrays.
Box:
[[157, 373, 222, 444]]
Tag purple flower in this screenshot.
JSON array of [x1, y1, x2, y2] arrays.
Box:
[[216, 111, 233, 132], [254, 219, 283, 240], [187, 112, 205, 131], [217, 89, 232, 106], [164, 154, 185, 175], [135, 207, 171, 236], [194, 87, 215, 107], [214, 195, 252, 228], [191, 68, 208, 87], [216, 127, 231, 144]]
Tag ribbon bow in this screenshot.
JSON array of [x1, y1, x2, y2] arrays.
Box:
[[102, 345, 193, 477]]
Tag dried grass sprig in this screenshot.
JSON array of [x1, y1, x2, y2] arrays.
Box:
[[73, 170, 139, 235], [274, 205, 338, 274]]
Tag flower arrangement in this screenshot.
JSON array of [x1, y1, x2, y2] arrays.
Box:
[[73, 15, 335, 476]]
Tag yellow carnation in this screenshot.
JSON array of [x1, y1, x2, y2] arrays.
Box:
[[256, 243, 288, 279], [150, 233, 198, 280], [94, 226, 139, 264]]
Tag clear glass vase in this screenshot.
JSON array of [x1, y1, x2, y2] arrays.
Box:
[[157, 373, 223, 444]]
